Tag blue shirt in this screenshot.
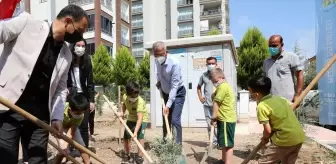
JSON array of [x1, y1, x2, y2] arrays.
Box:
[[156, 55, 184, 108]]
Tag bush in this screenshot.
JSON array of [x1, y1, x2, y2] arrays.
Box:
[[296, 91, 320, 130], [149, 138, 185, 164], [207, 26, 221, 36]]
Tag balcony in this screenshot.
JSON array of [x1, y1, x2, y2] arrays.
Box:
[[178, 14, 193, 23], [121, 37, 130, 47], [69, 0, 94, 6], [178, 29, 194, 38], [132, 7, 143, 15], [177, 0, 193, 7], [132, 21, 143, 29], [132, 49, 144, 57], [200, 26, 221, 36], [200, 0, 221, 5], [132, 36, 143, 43], [200, 8, 222, 21]]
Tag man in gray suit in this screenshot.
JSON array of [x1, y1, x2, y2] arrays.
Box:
[[0, 5, 88, 164]]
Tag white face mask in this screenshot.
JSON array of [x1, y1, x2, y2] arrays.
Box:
[[128, 97, 139, 103], [156, 56, 166, 65], [207, 64, 216, 71], [213, 80, 223, 87], [69, 109, 84, 119], [74, 46, 85, 57]]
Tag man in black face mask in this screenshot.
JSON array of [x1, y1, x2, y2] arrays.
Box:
[[0, 4, 88, 164]]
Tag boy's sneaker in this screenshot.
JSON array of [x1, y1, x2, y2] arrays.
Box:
[[214, 160, 225, 164], [122, 153, 133, 164], [135, 156, 144, 164]]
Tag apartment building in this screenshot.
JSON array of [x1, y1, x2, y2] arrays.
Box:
[[132, 0, 230, 60], [14, 0, 132, 57]]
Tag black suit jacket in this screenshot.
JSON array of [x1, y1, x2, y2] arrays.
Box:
[[67, 56, 95, 103]]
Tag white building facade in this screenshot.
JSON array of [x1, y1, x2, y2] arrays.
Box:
[[131, 0, 230, 62]]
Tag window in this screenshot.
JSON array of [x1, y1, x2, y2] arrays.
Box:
[[132, 15, 143, 28], [105, 45, 113, 56], [178, 7, 193, 21], [105, 0, 112, 10], [86, 43, 95, 56], [121, 1, 129, 22], [87, 14, 95, 32], [121, 26, 130, 47], [101, 16, 113, 36]]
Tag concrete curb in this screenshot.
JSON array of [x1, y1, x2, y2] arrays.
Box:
[[310, 137, 336, 153]]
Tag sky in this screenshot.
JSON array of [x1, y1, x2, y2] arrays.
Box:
[[230, 0, 316, 59]]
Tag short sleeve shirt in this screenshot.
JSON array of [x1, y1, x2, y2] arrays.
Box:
[[263, 51, 304, 101], [198, 71, 215, 106], [214, 82, 236, 122], [122, 94, 149, 122], [62, 103, 84, 128], [257, 95, 305, 146]]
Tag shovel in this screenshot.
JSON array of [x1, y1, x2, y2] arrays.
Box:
[[102, 95, 154, 163], [159, 90, 173, 140], [0, 96, 108, 164], [242, 54, 336, 164], [200, 125, 215, 164]]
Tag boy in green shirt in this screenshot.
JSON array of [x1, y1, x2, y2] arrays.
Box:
[[210, 68, 236, 164], [53, 94, 91, 164], [121, 82, 149, 164], [247, 76, 305, 164]]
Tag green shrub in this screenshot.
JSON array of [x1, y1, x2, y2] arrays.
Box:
[[149, 138, 185, 164]]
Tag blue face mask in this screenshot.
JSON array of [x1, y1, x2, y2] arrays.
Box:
[[269, 47, 280, 56]]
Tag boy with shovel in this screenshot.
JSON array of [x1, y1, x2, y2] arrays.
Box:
[[247, 76, 305, 164], [210, 68, 236, 164], [53, 94, 91, 164], [120, 82, 149, 164]]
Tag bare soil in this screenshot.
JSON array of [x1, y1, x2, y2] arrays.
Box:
[[21, 105, 336, 164]]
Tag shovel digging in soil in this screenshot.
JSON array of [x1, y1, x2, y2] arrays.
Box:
[[102, 95, 154, 164], [242, 54, 336, 164], [199, 125, 215, 164], [159, 90, 187, 164]]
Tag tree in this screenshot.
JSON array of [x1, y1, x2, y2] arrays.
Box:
[[92, 43, 113, 87], [304, 61, 318, 90], [138, 52, 150, 89], [237, 27, 269, 89], [293, 41, 305, 61], [207, 26, 221, 36], [111, 46, 138, 86]]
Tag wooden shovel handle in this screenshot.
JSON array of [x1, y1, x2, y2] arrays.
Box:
[[159, 90, 172, 139], [0, 96, 108, 164], [242, 54, 336, 164], [102, 95, 154, 163]]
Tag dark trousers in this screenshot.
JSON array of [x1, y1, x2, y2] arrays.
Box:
[[89, 109, 95, 135], [162, 86, 186, 144], [0, 102, 50, 164], [79, 108, 90, 148]]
